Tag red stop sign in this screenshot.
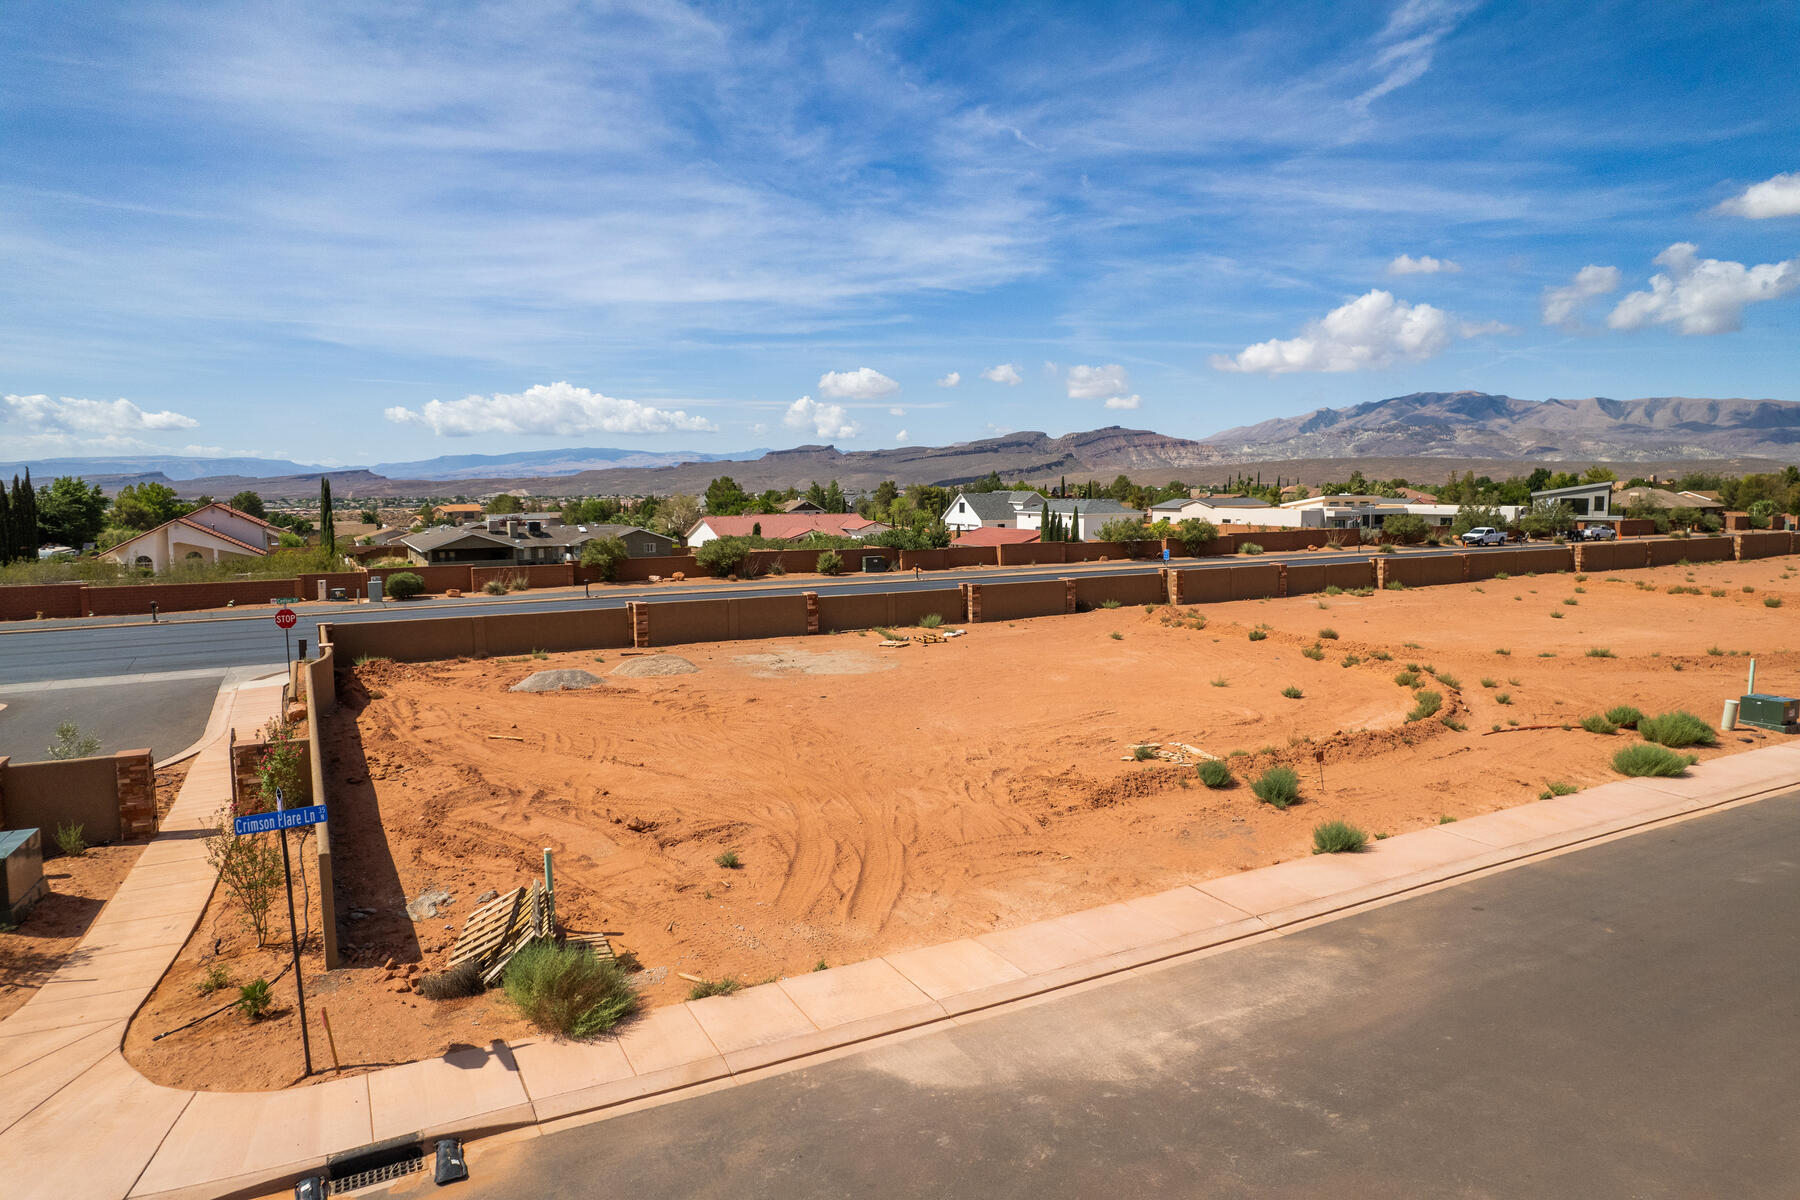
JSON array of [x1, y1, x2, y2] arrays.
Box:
[[274, 607, 298, 629]]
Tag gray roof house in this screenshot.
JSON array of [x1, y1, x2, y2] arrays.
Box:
[[400, 522, 674, 566], [941, 490, 1044, 531]]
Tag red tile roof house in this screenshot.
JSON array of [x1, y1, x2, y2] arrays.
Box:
[[684, 513, 891, 548], [953, 527, 1042, 546], [101, 502, 282, 572]]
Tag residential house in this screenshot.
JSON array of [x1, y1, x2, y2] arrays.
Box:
[[1528, 481, 1615, 520], [102, 502, 282, 572], [1015, 498, 1141, 541], [1152, 495, 1291, 526], [940, 490, 1046, 533], [953, 527, 1041, 547], [430, 503, 485, 524], [400, 520, 674, 565], [781, 498, 826, 513], [1612, 486, 1726, 515], [684, 513, 889, 548]]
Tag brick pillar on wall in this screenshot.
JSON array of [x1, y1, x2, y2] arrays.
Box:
[[1162, 567, 1181, 606], [1461, 554, 1471, 582], [1374, 556, 1390, 590], [1062, 578, 1077, 613], [803, 591, 819, 634], [962, 583, 983, 623], [1732, 535, 1745, 562], [1276, 564, 1289, 597], [0, 755, 10, 827], [115, 750, 158, 837], [1572, 544, 1587, 573], [627, 601, 650, 647]]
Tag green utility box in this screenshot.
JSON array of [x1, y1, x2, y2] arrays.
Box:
[[1737, 693, 1800, 733]]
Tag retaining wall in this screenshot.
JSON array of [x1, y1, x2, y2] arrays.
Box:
[[1646, 535, 1733, 566], [0, 583, 86, 621], [1073, 572, 1164, 609], [1466, 546, 1572, 580], [1734, 531, 1793, 560], [305, 646, 340, 970], [977, 579, 1071, 621], [1381, 554, 1467, 588], [468, 563, 576, 592], [0, 749, 156, 842], [815, 588, 965, 632], [1283, 560, 1377, 596], [85, 579, 305, 616], [642, 595, 812, 646], [320, 614, 482, 662]]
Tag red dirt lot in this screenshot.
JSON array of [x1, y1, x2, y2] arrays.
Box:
[[125, 554, 1799, 1090], [1, 842, 146, 1020]]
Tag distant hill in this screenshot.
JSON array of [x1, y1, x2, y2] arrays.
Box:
[[1208, 392, 1800, 462], [0, 453, 323, 481], [368, 446, 764, 480]]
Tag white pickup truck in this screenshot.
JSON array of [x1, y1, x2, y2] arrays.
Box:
[[1460, 527, 1507, 546]]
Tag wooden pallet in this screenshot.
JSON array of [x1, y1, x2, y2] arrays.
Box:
[[912, 629, 946, 644], [563, 931, 615, 961], [446, 882, 553, 984]]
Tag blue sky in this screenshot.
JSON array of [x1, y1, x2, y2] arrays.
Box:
[[3, 0, 1797, 466]]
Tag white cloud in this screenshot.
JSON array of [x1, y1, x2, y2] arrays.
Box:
[[784, 395, 860, 440], [1353, 0, 1476, 113], [1103, 394, 1142, 411], [1608, 243, 1800, 335], [1065, 363, 1130, 399], [1715, 172, 1800, 219], [935, 371, 961, 388], [817, 367, 899, 400], [980, 363, 1022, 386], [1541, 265, 1622, 330], [1209, 290, 1452, 374], [888, 407, 906, 416], [895, 429, 910, 443], [3, 392, 200, 434], [383, 380, 715, 436], [1458, 319, 1517, 337], [1388, 253, 1459, 275]]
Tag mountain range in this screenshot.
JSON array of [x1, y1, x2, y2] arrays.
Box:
[[3, 392, 1792, 498]]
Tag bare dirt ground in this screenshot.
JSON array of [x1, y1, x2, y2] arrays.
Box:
[[124, 554, 1799, 1089], [0, 843, 147, 1019]]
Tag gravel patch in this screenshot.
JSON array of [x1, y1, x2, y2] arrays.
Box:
[[611, 655, 700, 678], [510, 669, 606, 692]]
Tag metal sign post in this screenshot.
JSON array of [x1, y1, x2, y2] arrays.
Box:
[[237, 786, 322, 1077]]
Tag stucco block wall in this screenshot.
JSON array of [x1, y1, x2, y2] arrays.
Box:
[[1074, 572, 1164, 609], [978, 579, 1070, 620], [1646, 536, 1732, 566], [1734, 531, 1791, 560], [1226, 563, 1282, 599], [0, 751, 153, 842]]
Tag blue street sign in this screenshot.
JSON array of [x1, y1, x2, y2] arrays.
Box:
[[234, 805, 328, 836]]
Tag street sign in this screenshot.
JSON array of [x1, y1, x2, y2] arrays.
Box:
[[275, 607, 298, 629], [233, 805, 327, 836]]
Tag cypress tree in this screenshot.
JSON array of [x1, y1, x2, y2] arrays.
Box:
[[22, 468, 38, 557], [0, 480, 12, 564], [320, 477, 336, 554]]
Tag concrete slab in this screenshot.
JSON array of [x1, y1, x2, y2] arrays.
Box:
[[1121, 885, 1257, 933], [1, 987, 148, 1033], [131, 1075, 373, 1199], [1438, 802, 1607, 848], [0, 1020, 123, 1134], [686, 984, 817, 1056], [614, 1002, 723, 1077], [0, 1017, 124, 1077], [1624, 751, 1800, 801], [1193, 865, 1319, 916], [778, 958, 939, 1030], [512, 1037, 635, 1106], [0, 1051, 191, 1200], [976, 918, 1108, 975], [367, 1041, 533, 1143], [883, 938, 1027, 1002], [63, 910, 198, 957], [1051, 901, 1182, 955], [1358, 826, 1492, 873]]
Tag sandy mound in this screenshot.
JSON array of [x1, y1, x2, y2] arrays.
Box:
[[732, 650, 894, 677], [611, 654, 700, 678], [510, 669, 604, 692]]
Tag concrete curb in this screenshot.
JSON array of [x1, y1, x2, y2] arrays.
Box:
[[4, 735, 1794, 1200]]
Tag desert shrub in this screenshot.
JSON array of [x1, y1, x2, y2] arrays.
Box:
[[1435, 672, 1461, 689], [715, 850, 743, 869], [1385, 580, 1406, 590], [1480, 677, 1497, 688], [1612, 743, 1697, 778], [1563, 597, 1579, 606], [1312, 820, 1368, 854], [1281, 685, 1304, 699], [1495, 692, 1512, 705], [1370, 649, 1392, 661], [1407, 690, 1443, 721], [482, 578, 508, 595], [1196, 759, 1233, 788], [205, 815, 284, 946], [578, 536, 630, 581], [198, 964, 231, 996], [385, 571, 425, 600], [1317, 627, 1339, 640], [236, 979, 273, 1021], [1765, 596, 1784, 608], [1109, 631, 1124, 640], [47, 721, 100, 760], [1176, 518, 1219, 554], [1251, 766, 1301, 809], [1302, 644, 1324, 660], [1637, 711, 1716, 748], [1099, 598, 1121, 609], [1443, 717, 1468, 731], [1238, 542, 1264, 555], [1210, 677, 1229, 687], [53, 821, 86, 857], [1132, 744, 1156, 761], [1248, 628, 1267, 641], [1586, 647, 1615, 658], [1393, 670, 1419, 687], [688, 977, 741, 1000], [1580, 714, 1618, 735], [1341, 654, 1361, 667], [353, 654, 389, 667], [694, 536, 758, 577], [1539, 781, 1578, 799], [418, 960, 487, 1001], [1549, 610, 1564, 619], [1322, 585, 1343, 596], [503, 941, 638, 1037], [1380, 513, 1429, 544], [816, 550, 844, 576], [919, 613, 943, 628], [1605, 705, 1644, 728]]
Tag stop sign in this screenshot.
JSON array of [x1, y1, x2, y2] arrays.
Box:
[[275, 607, 298, 629]]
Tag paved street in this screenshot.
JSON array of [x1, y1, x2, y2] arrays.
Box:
[[448, 796, 1800, 1200], [0, 670, 224, 762], [0, 544, 1519, 684]]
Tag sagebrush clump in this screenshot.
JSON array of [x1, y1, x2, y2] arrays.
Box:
[[503, 942, 638, 1037], [1251, 767, 1301, 809], [1196, 759, 1233, 788], [1311, 820, 1368, 854]]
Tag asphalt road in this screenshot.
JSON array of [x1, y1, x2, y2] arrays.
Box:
[[0, 544, 1521, 685], [445, 796, 1800, 1200], [0, 669, 228, 762]]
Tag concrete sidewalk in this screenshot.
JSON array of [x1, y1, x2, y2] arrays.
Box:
[[2, 710, 1795, 1200]]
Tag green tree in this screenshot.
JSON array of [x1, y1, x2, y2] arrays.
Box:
[[1097, 517, 1151, 543], [112, 482, 185, 531], [319, 478, 336, 554], [488, 493, 524, 514], [358, 508, 379, 525], [1517, 500, 1577, 539], [1449, 504, 1509, 536], [578, 536, 629, 580], [655, 493, 701, 538], [804, 481, 829, 509], [1176, 518, 1218, 553], [704, 476, 750, 515], [35, 476, 108, 549], [228, 491, 266, 519], [1580, 465, 1618, 484], [47, 721, 100, 760], [1379, 513, 1429, 544]]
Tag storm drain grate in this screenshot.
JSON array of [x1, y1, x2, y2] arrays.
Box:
[[330, 1154, 424, 1192]]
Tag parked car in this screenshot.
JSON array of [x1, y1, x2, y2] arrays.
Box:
[[1577, 525, 1617, 541], [1460, 527, 1507, 547]]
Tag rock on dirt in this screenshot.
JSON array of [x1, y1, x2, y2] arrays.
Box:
[[610, 655, 700, 678], [510, 669, 605, 692], [406, 888, 453, 920]]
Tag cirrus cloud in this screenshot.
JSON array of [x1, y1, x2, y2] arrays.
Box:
[[1103, 394, 1142, 410], [1387, 253, 1460, 275], [1608, 243, 1800, 335], [817, 367, 899, 400], [980, 363, 1022, 385], [383, 381, 715, 436], [1065, 363, 1130, 399], [1541, 264, 1622, 330], [1714, 172, 1800, 219], [784, 395, 860, 440], [1209, 290, 1452, 374]]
